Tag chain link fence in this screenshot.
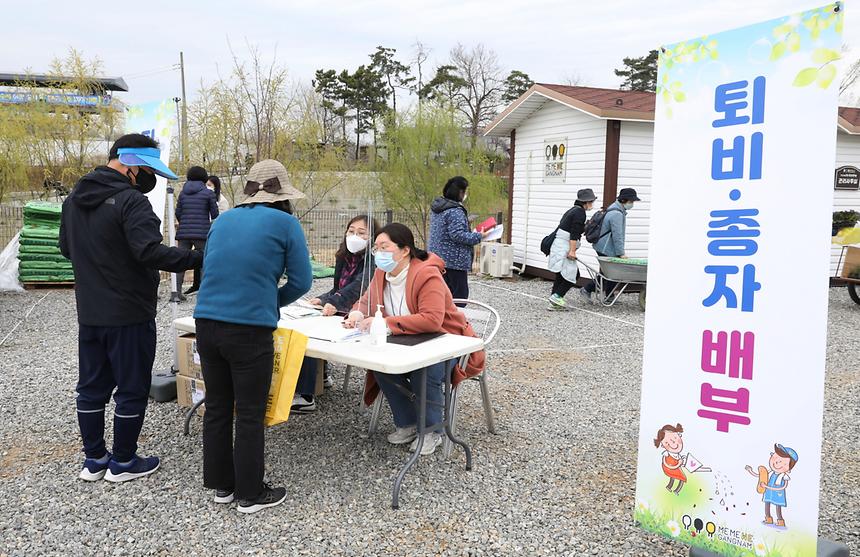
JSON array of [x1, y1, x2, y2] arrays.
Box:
[[0, 206, 24, 248], [0, 205, 505, 269]]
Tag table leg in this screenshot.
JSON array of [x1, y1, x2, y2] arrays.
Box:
[[392, 367, 426, 509], [443, 356, 472, 470]]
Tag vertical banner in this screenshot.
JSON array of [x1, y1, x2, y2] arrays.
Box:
[[125, 99, 176, 234], [635, 4, 843, 556]]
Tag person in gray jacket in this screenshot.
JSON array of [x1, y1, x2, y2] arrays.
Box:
[[580, 187, 640, 302]]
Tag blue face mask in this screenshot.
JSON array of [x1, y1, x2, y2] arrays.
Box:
[[374, 250, 398, 272]]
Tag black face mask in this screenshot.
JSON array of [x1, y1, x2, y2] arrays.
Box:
[[128, 168, 158, 194]]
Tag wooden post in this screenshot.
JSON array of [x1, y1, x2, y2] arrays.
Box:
[[602, 120, 621, 209]]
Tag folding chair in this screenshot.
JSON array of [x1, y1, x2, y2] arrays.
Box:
[[443, 299, 500, 457], [365, 299, 500, 447]]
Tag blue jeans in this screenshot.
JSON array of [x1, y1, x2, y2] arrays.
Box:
[[373, 359, 456, 432]]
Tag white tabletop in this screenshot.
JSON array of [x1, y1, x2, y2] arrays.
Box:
[[174, 315, 484, 375]]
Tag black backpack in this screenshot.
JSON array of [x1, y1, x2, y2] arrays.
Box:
[[540, 206, 582, 256], [583, 207, 621, 245]]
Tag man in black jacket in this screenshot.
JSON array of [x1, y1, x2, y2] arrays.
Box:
[[60, 133, 203, 483]]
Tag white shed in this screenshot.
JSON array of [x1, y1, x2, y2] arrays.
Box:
[[484, 83, 860, 280]]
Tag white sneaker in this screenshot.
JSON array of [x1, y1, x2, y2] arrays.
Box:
[[386, 426, 417, 445], [409, 432, 443, 456]]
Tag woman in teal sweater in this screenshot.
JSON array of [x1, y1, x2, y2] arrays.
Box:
[[194, 160, 312, 515]]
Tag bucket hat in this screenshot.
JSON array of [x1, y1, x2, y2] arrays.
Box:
[[236, 159, 306, 206]]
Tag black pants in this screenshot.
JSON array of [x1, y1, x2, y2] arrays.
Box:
[[177, 239, 206, 289], [443, 268, 469, 302], [551, 273, 576, 297], [583, 252, 617, 295], [295, 357, 320, 396], [76, 320, 156, 462], [196, 318, 274, 500]]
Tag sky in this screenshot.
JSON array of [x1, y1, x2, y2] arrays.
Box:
[[3, 0, 860, 106]]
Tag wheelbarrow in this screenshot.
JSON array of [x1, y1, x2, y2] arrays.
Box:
[[580, 256, 648, 311]]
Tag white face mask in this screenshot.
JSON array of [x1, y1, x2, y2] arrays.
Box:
[[623, 202, 634, 210], [462, 193, 468, 202], [345, 234, 368, 254]]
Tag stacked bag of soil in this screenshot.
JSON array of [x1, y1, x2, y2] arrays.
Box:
[[18, 201, 74, 283]]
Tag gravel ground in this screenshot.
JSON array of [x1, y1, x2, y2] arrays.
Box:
[[0, 276, 857, 556]]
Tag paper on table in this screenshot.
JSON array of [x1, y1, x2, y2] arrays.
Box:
[[292, 317, 368, 342], [280, 305, 320, 319], [295, 298, 322, 309], [483, 224, 504, 242]]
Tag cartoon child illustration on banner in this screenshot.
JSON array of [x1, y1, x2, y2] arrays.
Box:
[[745, 444, 799, 528], [654, 423, 712, 495]]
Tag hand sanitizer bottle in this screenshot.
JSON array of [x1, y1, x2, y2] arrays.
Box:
[[369, 304, 387, 346]]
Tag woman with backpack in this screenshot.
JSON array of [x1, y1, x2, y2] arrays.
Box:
[[547, 188, 596, 309]]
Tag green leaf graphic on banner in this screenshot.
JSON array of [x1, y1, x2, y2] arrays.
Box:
[[793, 67, 819, 87], [786, 31, 801, 52], [817, 64, 837, 89], [673, 91, 686, 102], [770, 42, 786, 61], [812, 47, 840, 64], [773, 23, 793, 36]]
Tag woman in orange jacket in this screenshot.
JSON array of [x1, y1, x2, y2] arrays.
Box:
[[344, 223, 485, 456]]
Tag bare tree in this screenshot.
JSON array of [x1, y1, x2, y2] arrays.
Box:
[[227, 40, 293, 161], [448, 44, 505, 137], [411, 40, 431, 106], [559, 73, 584, 86]]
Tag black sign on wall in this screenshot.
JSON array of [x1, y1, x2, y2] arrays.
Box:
[[835, 166, 860, 190]]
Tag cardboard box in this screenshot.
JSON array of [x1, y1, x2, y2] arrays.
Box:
[[177, 334, 203, 379], [841, 246, 860, 280], [176, 374, 206, 416]]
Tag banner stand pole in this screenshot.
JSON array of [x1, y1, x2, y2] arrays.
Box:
[[690, 538, 849, 557], [150, 181, 180, 402]]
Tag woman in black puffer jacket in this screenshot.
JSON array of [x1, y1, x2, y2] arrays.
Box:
[[175, 166, 219, 295]]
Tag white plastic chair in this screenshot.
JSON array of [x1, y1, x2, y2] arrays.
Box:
[[365, 299, 500, 446], [443, 299, 500, 456]]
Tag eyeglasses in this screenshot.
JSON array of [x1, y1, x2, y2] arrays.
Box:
[[370, 243, 395, 255]]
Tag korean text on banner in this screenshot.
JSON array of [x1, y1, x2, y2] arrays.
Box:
[[124, 100, 176, 234], [265, 327, 308, 427], [633, 4, 843, 557]]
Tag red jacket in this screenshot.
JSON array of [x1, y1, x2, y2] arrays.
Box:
[[353, 253, 486, 406]]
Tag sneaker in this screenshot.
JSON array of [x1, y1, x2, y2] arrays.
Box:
[[237, 483, 287, 514], [214, 489, 234, 504], [183, 286, 199, 296], [549, 293, 567, 308], [104, 455, 160, 483], [290, 394, 316, 414], [323, 371, 333, 389], [386, 426, 417, 445], [409, 432, 443, 456], [79, 452, 111, 481], [578, 288, 593, 304]]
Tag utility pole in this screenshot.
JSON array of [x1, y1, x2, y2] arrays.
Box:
[[180, 51, 189, 165]]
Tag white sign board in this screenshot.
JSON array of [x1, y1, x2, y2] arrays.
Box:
[[634, 4, 842, 556], [543, 137, 567, 182]]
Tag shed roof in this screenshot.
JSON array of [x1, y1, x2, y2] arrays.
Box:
[[484, 83, 860, 136]]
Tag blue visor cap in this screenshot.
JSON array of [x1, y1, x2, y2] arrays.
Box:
[[117, 147, 178, 180], [776, 444, 799, 462]]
